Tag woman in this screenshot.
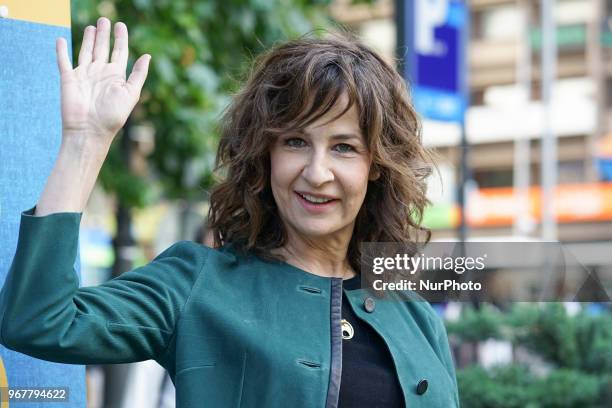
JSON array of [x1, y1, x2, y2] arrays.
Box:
[[0, 17, 459, 407]]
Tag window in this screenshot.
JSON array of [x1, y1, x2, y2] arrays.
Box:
[[476, 5, 522, 41], [473, 169, 514, 188], [558, 160, 586, 183], [530, 160, 586, 185]]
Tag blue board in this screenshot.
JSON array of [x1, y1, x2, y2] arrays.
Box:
[[0, 17, 86, 408]]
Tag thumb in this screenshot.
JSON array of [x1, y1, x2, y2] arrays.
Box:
[[126, 54, 151, 96]]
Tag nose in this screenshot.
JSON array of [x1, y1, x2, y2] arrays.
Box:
[[301, 150, 334, 187]]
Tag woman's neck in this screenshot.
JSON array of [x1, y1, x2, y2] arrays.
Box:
[[272, 235, 356, 279]]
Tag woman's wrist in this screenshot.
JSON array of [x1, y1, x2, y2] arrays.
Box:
[[34, 134, 110, 216], [61, 129, 114, 156]]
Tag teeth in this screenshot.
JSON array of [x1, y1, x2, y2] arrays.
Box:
[[300, 193, 333, 204]]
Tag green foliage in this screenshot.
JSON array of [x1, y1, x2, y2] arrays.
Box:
[[512, 303, 582, 369], [508, 304, 612, 373], [458, 365, 538, 408], [70, 0, 331, 206], [98, 139, 156, 207], [446, 303, 504, 342], [450, 304, 612, 407], [575, 312, 612, 373], [458, 364, 606, 408], [539, 369, 604, 407]]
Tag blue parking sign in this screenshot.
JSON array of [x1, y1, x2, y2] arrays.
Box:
[[401, 0, 468, 123]]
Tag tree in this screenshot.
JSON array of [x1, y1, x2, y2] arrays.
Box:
[[447, 303, 612, 407], [69, 1, 331, 405], [71, 0, 331, 207]]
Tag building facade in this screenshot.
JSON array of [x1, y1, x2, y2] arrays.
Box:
[[332, 1, 612, 273]]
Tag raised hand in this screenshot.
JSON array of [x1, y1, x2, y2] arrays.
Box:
[[56, 17, 151, 146]]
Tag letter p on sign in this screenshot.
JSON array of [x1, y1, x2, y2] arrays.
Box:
[[416, 0, 449, 56]]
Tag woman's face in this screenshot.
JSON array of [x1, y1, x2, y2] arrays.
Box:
[[269, 95, 377, 241]]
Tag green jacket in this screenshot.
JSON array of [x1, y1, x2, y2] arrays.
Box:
[[0, 208, 460, 407]]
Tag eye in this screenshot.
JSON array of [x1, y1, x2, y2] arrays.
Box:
[[285, 137, 307, 148], [334, 143, 356, 153]]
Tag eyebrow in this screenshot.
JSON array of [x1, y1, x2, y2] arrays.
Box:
[[300, 131, 363, 142], [330, 133, 362, 141]]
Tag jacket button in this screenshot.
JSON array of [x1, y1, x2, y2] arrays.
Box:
[[416, 379, 428, 395], [363, 297, 376, 313]]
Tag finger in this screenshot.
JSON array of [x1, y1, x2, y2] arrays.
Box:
[[92, 17, 111, 63], [110, 22, 129, 74], [78, 25, 96, 66], [126, 54, 151, 96], [56, 37, 73, 74]]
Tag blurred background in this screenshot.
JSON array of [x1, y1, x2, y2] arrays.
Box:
[[66, 0, 611, 407]]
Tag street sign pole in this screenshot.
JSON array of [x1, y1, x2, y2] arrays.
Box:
[[396, 0, 469, 241], [541, 0, 558, 241]]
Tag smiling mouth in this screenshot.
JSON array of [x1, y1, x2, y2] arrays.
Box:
[[295, 192, 339, 204]]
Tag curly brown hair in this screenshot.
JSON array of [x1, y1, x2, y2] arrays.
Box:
[[207, 32, 435, 274]]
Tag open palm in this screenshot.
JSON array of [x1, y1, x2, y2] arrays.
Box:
[[56, 17, 150, 143]]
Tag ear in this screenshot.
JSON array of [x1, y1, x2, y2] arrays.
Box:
[[368, 165, 381, 181]]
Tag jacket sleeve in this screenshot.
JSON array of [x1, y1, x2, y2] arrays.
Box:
[[430, 308, 461, 407], [0, 206, 208, 365]]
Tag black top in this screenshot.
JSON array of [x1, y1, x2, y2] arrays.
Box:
[[338, 275, 405, 407]]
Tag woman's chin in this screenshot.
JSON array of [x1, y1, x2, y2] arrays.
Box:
[[291, 222, 347, 239], [296, 227, 335, 238]]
